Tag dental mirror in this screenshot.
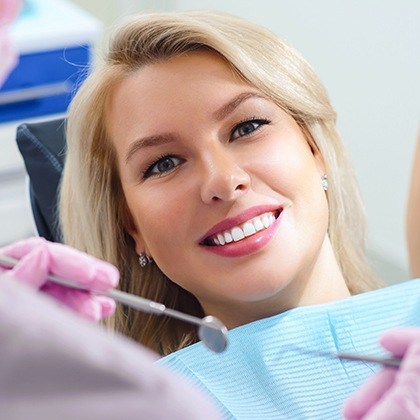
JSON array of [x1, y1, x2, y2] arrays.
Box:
[[0, 254, 229, 353], [198, 316, 229, 353]]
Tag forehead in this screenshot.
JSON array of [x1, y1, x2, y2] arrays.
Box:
[[128, 49, 242, 88], [109, 50, 253, 117], [106, 50, 260, 145]]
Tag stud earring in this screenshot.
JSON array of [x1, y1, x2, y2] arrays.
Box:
[[138, 253, 153, 267], [321, 175, 329, 191]]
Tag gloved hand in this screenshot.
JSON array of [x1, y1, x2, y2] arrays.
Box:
[[0, 237, 119, 321], [343, 327, 420, 420]]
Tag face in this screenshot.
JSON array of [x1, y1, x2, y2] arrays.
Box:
[[107, 50, 348, 327]]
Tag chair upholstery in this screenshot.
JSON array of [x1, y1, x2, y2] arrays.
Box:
[[16, 118, 66, 243]]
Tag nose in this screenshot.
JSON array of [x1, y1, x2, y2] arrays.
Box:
[[199, 146, 251, 204]]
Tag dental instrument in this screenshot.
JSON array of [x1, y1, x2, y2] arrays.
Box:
[[287, 346, 402, 368], [0, 254, 228, 353]]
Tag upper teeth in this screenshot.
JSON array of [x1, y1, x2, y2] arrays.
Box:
[[210, 212, 277, 246]]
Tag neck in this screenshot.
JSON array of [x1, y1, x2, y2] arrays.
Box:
[[291, 236, 350, 308], [203, 236, 350, 330]]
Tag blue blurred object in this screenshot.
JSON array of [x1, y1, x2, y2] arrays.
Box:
[[0, 48, 89, 123], [19, 0, 37, 19], [0, 0, 101, 123]]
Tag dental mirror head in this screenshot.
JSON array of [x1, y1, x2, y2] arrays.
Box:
[[0, 253, 230, 353], [198, 315, 228, 353]]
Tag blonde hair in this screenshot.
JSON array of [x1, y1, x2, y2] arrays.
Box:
[[60, 10, 381, 355]]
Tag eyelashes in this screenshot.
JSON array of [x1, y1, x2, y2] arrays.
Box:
[[142, 155, 183, 178], [141, 116, 271, 179], [230, 117, 270, 141]]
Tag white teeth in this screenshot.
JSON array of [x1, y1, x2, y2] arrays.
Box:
[[243, 221, 256, 237], [262, 215, 270, 228], [253, 218, 264, 231], [217, 234, 225, 245], [224, 232, 233, 243], [231, 227, 245, 242], [207, 211, 279, 246]]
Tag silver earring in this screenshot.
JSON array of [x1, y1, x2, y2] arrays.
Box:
[[321, 175, 329, 191], [138, 253, 153, 267]]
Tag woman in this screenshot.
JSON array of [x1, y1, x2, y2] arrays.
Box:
[[60, 10, 381, 353], [57, 10, 419, 419]]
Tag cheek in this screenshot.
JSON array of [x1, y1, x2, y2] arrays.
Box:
[[125, 186, 189, 254], [248, 134, 320, 194], [251, 135, 328, 230]]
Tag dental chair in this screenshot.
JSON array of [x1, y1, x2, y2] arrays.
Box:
[[16, 118, 66, 243]]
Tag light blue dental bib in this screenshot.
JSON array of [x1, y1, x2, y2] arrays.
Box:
[[159, 280, 420, 419]]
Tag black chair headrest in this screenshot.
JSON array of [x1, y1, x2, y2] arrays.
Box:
[[16, 118, 66, 243]]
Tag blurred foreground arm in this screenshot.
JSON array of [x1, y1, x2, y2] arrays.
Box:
[[407, 134, 420, 278], [342, 328, 420, 420], [0, 277, 221, 419]]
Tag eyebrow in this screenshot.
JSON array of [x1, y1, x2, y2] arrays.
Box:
[[213, 91, 267, 121], [125, 91, 266, 164], [125, 133, 175, 164]]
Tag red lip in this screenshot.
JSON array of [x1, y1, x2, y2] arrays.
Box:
[[199, 204, 282, 243], [201, 210, 283, 258]]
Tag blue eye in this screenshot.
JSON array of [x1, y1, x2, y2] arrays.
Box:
[[144, 155, 182, 178], [231, 119, 270, 141]]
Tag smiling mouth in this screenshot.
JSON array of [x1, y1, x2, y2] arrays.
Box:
[[201, 210, 281, 246]]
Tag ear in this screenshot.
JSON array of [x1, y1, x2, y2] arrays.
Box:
[[130, 228, 149, 256], [300, 123, 327, 176], [313, 147, 327, 176], [119, 199, 150, 256]]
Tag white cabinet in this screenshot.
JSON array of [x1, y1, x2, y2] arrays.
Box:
[[0, 121, 35, 245]]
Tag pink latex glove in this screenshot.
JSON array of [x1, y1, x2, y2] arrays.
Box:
[[0, 0, 22, 86], [343, 328, 420, 420], [0, 237, 119, 321]]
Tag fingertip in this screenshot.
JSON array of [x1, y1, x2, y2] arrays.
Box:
[[47, 242, 119, 291], [47, 288, 102, 322], [341, 368, 396, 420], [91, 263, 120, 291], [96, 295, 116, 318], [380, 328, 420, 356], [342, 395, 362, 420], [76, 298, 103, 322]]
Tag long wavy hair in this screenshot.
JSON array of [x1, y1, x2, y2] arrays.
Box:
[[60, 10, 381, 355]]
